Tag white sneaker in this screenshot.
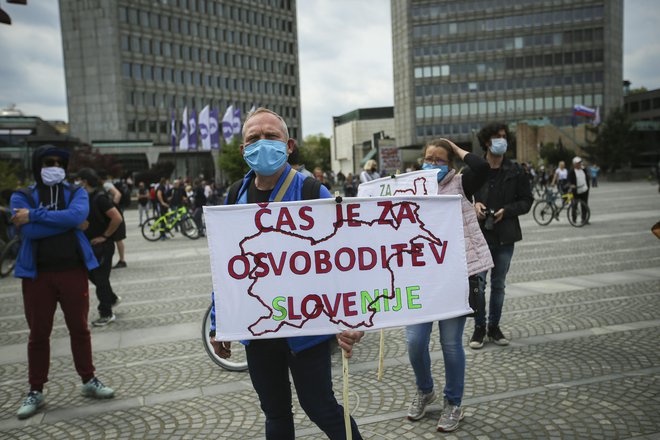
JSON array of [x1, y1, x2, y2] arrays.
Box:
[[407, 389, 437, 421], [81, 377, 115, 399]]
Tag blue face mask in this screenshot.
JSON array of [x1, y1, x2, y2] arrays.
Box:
[[489, 138, 508, 156], [422, 163, 450, 181], [243, 139, 288, 176]]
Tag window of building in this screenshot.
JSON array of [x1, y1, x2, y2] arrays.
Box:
[[132, 64, 142, 80], [555, 96, 564, 110], [140, 11, 149, 27], [161, 15, 170, 31], [128, 8, 138, 24], [544, 97, 552, 111]]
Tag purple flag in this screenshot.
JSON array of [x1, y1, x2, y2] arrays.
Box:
[[232, 107, 242, 136], [210, 108, 220, 150], [170, 109, 177, 151], [189, 108, 198, 150], [179, 107, 188, 151], [222, 105, 234, 143], [199, 105, 211, 150]]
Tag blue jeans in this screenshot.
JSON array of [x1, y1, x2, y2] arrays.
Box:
[[406, 316, 466, 406], [245, 338, 362, 440], [475, 243, 515, 328]]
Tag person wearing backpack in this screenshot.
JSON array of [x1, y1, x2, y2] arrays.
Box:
[[209, 108, 364, 440], [76, 168, 123, 327], [10, 146, 115, 420]]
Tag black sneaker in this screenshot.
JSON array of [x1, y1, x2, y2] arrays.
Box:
[[113, 261, 127, 269], [469, 325, 486, 349], [488, 325, 510, 346]]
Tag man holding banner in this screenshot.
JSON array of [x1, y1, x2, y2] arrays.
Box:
[[209, 108, 364, 440]]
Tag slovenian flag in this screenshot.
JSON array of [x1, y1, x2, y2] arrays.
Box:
[[573, 105, 596, 118]]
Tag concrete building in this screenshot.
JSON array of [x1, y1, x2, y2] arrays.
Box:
[[391, 0, 624, 152], [0, 106, 81, 181], [59, 0, 301, 179], [624, 88, 660, 168], [331, 107, 397, 175]]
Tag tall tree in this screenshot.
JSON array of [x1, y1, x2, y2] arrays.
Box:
[[217, 137, 249, 182], [300, 134, 331, 171], [584, 108, 641, 172]]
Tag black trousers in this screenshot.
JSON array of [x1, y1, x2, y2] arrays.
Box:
[[89, 240, 118, 317]]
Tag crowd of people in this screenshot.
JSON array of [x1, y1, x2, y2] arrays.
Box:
[[9, 107, 608, 437]]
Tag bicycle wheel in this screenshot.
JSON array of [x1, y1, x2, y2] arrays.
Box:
[[567, 199, 590, 227], [533, 201, 556, 226], [0, 237, 19, 278], [180, 216, 200, 240], [141, 217, 163, 241], [202, 304, 248, 372]]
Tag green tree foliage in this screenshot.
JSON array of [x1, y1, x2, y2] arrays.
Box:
[[539, 141, 576, 168], [133, 161, 176, 185], [583, 108, 641, 172], [0, 161, 19, 205], [69, 144, 123, 177], [217, 137, 249, 182], [299, 134, 331, 171]]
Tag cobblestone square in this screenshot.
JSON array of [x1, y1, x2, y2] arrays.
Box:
[[1, 181, 659, 439]]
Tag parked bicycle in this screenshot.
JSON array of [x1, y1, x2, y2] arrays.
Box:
[[201, 304, 248, 371], [533, 189, 590, 227], [141, 206, 200, 241]]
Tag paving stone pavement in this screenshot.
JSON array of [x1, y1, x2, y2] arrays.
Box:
[[0, 181, 659, 439]]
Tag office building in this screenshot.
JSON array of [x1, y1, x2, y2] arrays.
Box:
[[331, 107, 396, 175], [59, 0, 301, 177], [391, 0, 623, 151], [624, 88, 660, 168]]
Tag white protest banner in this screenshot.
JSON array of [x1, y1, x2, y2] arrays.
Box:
[[357, 169, 439, 198], [205, 195, 469, 341]]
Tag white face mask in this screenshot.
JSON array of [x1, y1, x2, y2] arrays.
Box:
[[41, 167, 66, 186]]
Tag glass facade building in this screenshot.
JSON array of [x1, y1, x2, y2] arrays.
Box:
[[391, 0, 623, 148], [59, 0, 301, 144]]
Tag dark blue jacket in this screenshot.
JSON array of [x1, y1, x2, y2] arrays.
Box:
[[211, 165, 333, 353]]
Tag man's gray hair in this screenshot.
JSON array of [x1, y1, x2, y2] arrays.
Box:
[[242, 107, 289, 139]]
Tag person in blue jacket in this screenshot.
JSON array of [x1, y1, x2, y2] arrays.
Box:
[[209, 108, 364, 440], [10, 145, 115, 420]]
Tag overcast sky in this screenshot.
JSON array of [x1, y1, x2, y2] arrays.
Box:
[[0, 0, 658, 138]]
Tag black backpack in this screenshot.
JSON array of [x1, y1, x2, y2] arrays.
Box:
[[115, 181, 131, 208], [225, 175, 322, 205]]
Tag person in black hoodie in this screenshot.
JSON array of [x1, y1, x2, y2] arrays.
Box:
[[10, 146, 115, 420], [75, 168, 123, 327], [469, 123, 534, 349]]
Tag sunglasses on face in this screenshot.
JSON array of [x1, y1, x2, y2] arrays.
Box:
[[42, 158, 63, 167]]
